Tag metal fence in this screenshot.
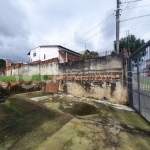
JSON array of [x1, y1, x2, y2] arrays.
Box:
[[128, 40, 150, 122]]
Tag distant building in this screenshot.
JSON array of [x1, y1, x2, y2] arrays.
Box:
[[6, 59, 22, 67], [79, 49, 90, 55], [27, 45, 81, 63]]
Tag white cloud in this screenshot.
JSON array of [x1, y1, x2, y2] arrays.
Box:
[[0, 0, 150, 62]]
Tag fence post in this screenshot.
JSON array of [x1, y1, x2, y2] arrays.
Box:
[[127, 57, 133, 106], [137, 54, 141, 113]]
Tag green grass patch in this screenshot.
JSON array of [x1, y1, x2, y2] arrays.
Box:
[[140, 80, 150, 85], [0, 98, 72, 150], [0, 74, 49, 81]]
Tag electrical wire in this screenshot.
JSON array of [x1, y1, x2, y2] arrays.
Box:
[[66, 14, 114, 46], [120, 0, 129, 10], [80, 14, 114, 37], [123, 4, 150, 10], [68, 20, 115, 47], [68, 21, 116, 48], [120, 14, 150, 22], [120, 23, 150, 33], [121, 0, 143, 4]]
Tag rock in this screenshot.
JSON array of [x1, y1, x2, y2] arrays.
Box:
[[69, 103, 73, 106], [0, 81, 9, 89], [110, 125, 121, 134]]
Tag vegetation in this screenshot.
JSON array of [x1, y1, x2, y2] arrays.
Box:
[[0, 74, 49, 81], [0, 59, 6, 68], [80, 51, 99, 60], [114, 34, 145, 54], [140, 80, 150, 85], [0, 97, 72, 150]]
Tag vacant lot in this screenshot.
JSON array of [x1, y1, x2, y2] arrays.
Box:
[[0, 91, 150, 150], [0, 92, 72, 150]]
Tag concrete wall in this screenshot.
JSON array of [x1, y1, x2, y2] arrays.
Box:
[[2, 54, 128, 104], [59, 54, 123, 74], [40, 62, 58, 75], [58, 81, 127, 104], [57, 54, 127, 104], [5, 58, 59, 76], [0, 68, 5, 76]]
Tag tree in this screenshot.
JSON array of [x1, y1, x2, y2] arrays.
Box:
[[0, 59, 6, 68], [80, 51, 99, 60], [90, 51, 99, 58], [114, 35, 145, 54]]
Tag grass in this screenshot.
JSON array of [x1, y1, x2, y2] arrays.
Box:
[[140, 80, 150, 85], [0, 74, 49, 82], [0, 98, 72, 150]]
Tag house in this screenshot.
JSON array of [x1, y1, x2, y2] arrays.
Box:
[[27, 45, 81, 63], [6, 59, 22, 67], [79, 49, 91, 55]]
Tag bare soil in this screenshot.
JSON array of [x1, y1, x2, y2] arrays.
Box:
[[0, 91, 150, 150]]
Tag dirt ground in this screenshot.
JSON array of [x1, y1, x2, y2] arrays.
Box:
[[0, 91, 150, 150]]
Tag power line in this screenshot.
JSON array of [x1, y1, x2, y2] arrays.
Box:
[[81, 14, 114, 37], [121, 14, 150, 22], [68, 21, 115, 47], [123, 4, 150, 10], [120, 0, 129, 10], [69, 21, 116, 48], [120, 23, 150, 33], [121, 0, 143, 4], [66, 14, 114, 46]]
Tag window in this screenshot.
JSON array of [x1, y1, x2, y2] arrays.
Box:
[[44, 54, 46, 59], [33, 53, 36, 57]]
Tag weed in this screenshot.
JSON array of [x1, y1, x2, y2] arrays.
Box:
[[63, 139, 73, 150], [4, 100, 23, 116], [77, 130, 85, 137]]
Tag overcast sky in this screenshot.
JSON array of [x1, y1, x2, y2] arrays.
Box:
[[0, 0, 150, 62]]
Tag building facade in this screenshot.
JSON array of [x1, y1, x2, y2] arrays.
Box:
[[27, 45, 81, 63]]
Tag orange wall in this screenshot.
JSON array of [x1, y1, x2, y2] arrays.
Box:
[[59, 52, 79, 63]]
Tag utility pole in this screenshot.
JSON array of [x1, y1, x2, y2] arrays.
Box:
[[116, 0, 120, 54], [126, 30, 130, 56]]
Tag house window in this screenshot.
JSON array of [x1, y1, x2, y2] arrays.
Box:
[[33, 53, 36, 57], [44, 54, 46, 59]]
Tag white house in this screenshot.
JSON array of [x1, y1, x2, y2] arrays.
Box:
[[27, 45, 81, 63]]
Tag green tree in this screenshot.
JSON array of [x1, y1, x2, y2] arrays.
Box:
[[90, 51, 99, 58], [80, 51, 99, 60], [0, 59, 6, 68], [114, 35, 145, 54]]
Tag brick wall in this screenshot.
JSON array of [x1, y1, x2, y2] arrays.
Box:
[[46, 82, 59, 93]]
